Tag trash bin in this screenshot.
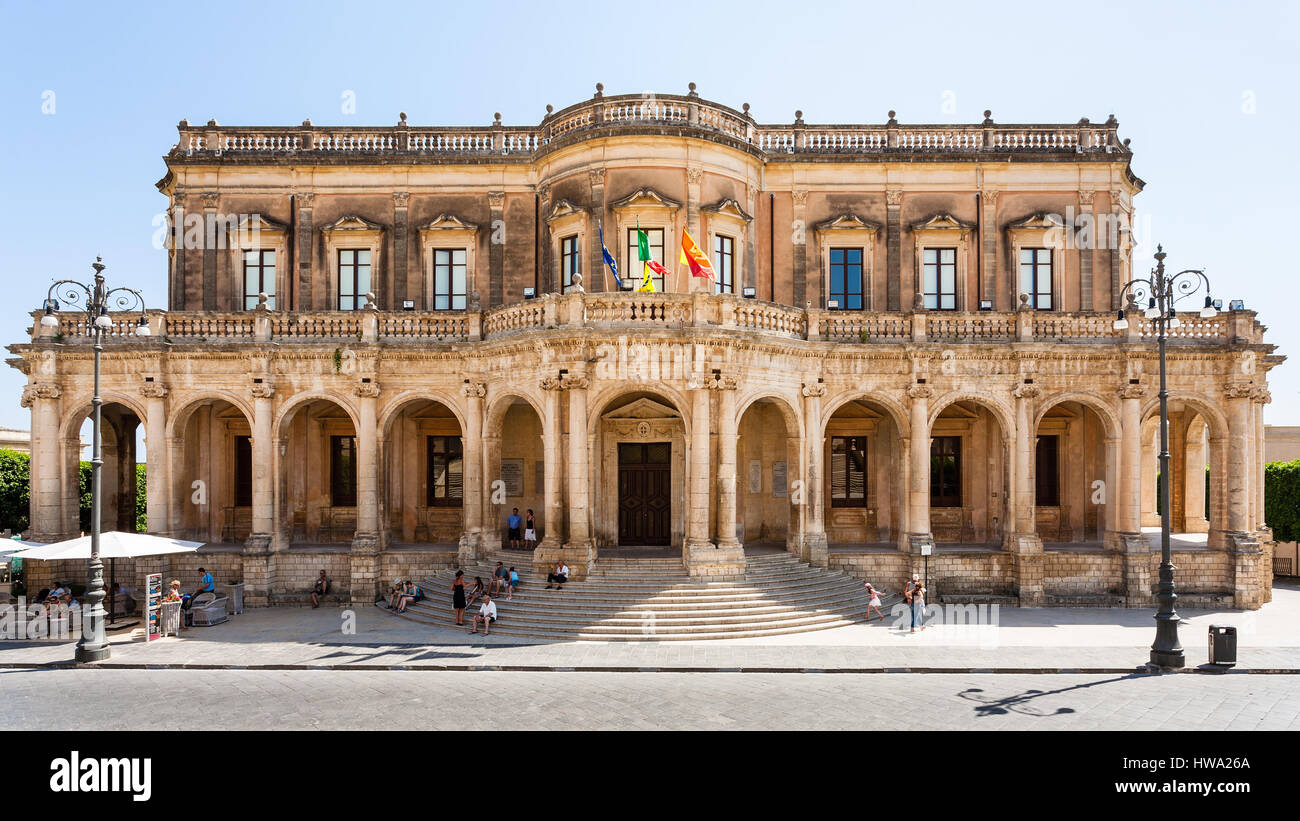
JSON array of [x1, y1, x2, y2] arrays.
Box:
[[1208, 624, 1237, 667]]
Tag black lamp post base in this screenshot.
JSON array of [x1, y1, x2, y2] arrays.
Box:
[[75, 644, 111, 664], [1148, 650, 1185, 669]]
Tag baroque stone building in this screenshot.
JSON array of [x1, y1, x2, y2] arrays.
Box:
[[9, 86, 1281, 610]]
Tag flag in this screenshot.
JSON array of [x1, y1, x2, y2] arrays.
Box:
[[679, 230, 715, 279], [637, 263, 656, 292], [598, 222, 622, 288], [636, 226, 671, 289]]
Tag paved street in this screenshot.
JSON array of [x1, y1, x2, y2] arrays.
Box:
[[3, 667, 1299, 730]]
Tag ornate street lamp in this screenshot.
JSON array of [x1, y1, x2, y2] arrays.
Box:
[[40, 257, 148, 663], [1114, 245, 1216, 669]]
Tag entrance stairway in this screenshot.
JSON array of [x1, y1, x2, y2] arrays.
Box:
[[379, 551, 903, 641]]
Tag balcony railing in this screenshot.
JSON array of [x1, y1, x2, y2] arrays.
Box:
[[172, 93, 1124, 161], [28, 293, 1260, 350]]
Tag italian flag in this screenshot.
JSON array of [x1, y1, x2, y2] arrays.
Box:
[[637, 228, 670, 290]]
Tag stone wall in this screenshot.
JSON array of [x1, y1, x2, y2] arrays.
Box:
[[1043, 551, 1122, 596]]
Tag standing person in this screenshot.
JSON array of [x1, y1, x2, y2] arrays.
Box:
[[909, 575, 927, 633], [451, 570, 468, 626], [506, 508, 523, 550], [546, 560, 569, 591], [864, 582, 885, 621], [523, 510, 537, 551], [469, 594, 497, 636]]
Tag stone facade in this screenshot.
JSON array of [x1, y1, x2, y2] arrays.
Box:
[[7, 88, 1282, 608]]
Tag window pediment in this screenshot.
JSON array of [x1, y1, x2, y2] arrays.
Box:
[[420, 213, 479, 233], [816, 213, 880, 234], [1007, 212, 1066, 232], [546, 200, 586, 223], [702, 198, 753, 223], [611, 187, 681, 211], [910, 213, 974, 235], [322, 215, 385, 234]]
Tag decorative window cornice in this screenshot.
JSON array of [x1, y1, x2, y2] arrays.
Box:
[[610, 187, 681, 211]]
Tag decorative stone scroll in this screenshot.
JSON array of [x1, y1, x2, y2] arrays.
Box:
[[139, 382, 170, 399], [20, 383, 61, 408]]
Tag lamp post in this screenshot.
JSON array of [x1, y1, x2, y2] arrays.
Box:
[[40, 257, 149, 663], [1113, 245, 1216, 669]]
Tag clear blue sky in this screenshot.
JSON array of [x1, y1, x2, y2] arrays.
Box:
[[1, 0, 1297, 432]]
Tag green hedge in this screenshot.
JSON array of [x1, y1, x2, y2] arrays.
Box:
[[0, 448, 147, 535], [1266, 460, 1300, 543]]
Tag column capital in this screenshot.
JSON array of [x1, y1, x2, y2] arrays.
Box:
[[885, 189, 904, 207], [1117, 384, 1147, 400], [354, 380, 381, 398], [392, 191, 410, 208], [906, 384, 933, 400], [20, 382, 61, 407], [462, 380, 487, 398], [1012, 383, 1041, 400], [138, 382, 170, 399], [588, 168, 607, 186], [249, 381, 276, 399], [791, 189, 809, 207], [1224, 381, 1255, 400], [487, 190, 506, 209], [685, 167, 703, 185], [801, 381, 827, 398], [1252, 386, 1272, 404]]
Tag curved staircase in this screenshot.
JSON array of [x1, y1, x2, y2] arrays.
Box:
[[378, 551, 902, 641]]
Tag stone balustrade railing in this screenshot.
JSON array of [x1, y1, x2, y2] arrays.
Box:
[[173, 94, 1123, 160], [30, 296, 1258, 349]]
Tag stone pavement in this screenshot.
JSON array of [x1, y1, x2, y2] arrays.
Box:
[[3, 582, 1298, 674], [3, 668, 1299, 730]]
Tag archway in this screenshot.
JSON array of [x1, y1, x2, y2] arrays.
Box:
[[63, 400, 146, 538], [927, 398, 1012, 547], [822, 395, 908, 549], [275, 397, 359, 545], [1140, 401, 1222, 549], [168, 397, 254, 544], [1033, 398, 1119, 546], [588, 390, 688, 553], [380, 396, 465, 547], [483, 393, 547, 552], [735, 395, 801, 553]]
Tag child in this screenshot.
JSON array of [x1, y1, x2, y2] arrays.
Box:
[[864, 582, 885, 620], [507, 567, 520, 602], [466, 576, 486, 608]]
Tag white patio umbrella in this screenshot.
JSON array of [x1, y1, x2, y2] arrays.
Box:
[[14, 532, 203, 624]]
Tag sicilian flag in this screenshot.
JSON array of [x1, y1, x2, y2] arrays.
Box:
[[679, 230, 715, 279], [636, 226, 670, 290], [598, 222, 622, 289]]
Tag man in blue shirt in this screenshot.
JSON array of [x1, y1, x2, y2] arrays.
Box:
[[506, 508, 523, 550], [184, 567, 215, 611]]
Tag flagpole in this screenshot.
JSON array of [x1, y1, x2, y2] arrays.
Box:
[[597, 219, 609, 293]]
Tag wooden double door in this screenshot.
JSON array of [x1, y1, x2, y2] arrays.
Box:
[[617, 442, 671, 546]]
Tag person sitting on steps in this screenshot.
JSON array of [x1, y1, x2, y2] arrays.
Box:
[[469, 593, 497, 636], [546, 561, 569, 590], [310, 569, 331, 608]]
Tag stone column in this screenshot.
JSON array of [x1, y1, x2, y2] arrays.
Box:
[[22, 383, 64, 540], [166, 436, 187, 538], [200, 192, 218, 311], [1077, 190, 1095, 311], [539, 379, 564, 549], [683, 371, 743, 577], [459, 380, 486, 564], [482, 433, 503, 553], [980, 188, 999, 308], [687, 168, 707, 294], [1225, 383, 1253, 534], [1168, 411, 1188, 531], [1011, 383, 1044, 605], [140, 383, 170, 535], [906, 384, 934, 556], [792, 190, 809, 306], [1184, 419, 1209, 533], [1117, 384, 1151, 604], [801, 380, 828, 565], [242, 381, 276, 606], [715, 377, 741, 551], [392, 192, 411, 305], [295, 192, 315, 310], [1225, 381, 1262, 608], [886, 189, 903, 311], [1254, 388, 1270, 533], [488, 191, 505, 306], [588, 169, 607, 292], [1140, 424, 1158, 527], [349, 380, 381, 605]]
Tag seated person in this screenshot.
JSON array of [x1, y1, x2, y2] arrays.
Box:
[[163, 580, 183, 602], [490, 562, 508, 596], [310, 569, 331, 608], [393, 580, 424, 614], [44, 583, 67, 604], [466, 577, 486, 609], [387, 578, 406, 610], [184, 567, 215, 610], [468, 594, 497, 636], [546, 562, 569, 590]]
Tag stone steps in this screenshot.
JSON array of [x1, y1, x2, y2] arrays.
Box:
[[379, 549, 900, 640]]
